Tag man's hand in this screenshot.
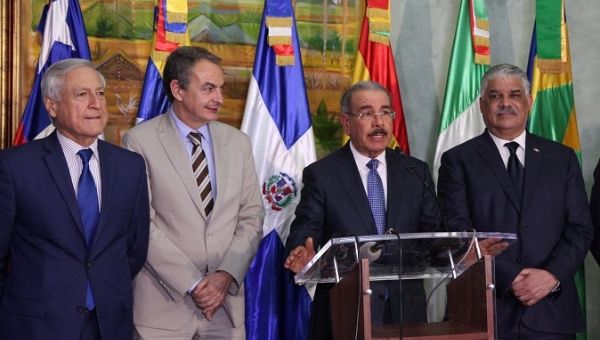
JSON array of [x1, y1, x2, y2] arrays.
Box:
[[479, 237, 509, 256], [512, 268, 559, 306], [284, 237, 316, 273], [191, 271, 234, 320]]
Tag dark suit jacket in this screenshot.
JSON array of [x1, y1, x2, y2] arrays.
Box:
[[588, 159, 600, 264], [286, 143, 440, 339], [0, 132, 150, 340], [438, 130, 592, 336]]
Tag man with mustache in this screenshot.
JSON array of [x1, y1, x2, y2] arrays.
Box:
[[284, 81, 441, 339], [438, 64, 592, 339]]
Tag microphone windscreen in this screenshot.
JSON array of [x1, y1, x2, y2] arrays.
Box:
[[359, 241, 383, 262]]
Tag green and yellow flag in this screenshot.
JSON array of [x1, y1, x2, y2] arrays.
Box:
[[527, 1, 585, 338]]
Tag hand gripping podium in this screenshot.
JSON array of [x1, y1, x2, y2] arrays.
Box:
[[294, 232, 516, 340]]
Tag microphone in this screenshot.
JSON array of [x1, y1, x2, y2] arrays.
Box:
[[358, 241, 383, 262], [394, 147, 448, 232]]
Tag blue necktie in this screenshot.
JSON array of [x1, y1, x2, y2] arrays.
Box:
[[367, 159, 386, 234], [77, 149, 99, 310]]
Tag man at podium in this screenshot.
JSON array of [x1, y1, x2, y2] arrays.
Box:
[[438, 64, 593, 339], [285, 81, 441, 340]]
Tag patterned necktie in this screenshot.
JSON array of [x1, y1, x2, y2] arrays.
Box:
[[189, 132, 214, 216], [505, 141, 523, 198], [367, 159, 386, 234], [77, 149, 99, 310]]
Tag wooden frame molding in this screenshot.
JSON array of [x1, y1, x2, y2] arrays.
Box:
[[0, 1, 25, 148]]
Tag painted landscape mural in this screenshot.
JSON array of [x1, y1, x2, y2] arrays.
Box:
[[27, 0, 362, 155]]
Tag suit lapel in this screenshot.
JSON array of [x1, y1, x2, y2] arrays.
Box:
[[475, 132, 521, 213], [335, 144, 378, 235], [521, 133, 543, 215], [42, 133, 86, 239], [93, 140, 116, 249], [158, 114, 208, 219], [209, 122, 229, 215], [385, 149, 410, 232]]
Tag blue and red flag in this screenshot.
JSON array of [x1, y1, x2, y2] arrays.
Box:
[[240, 0, 316, 339], [136, 0, 189, 123], [14, 0, 91, 145]]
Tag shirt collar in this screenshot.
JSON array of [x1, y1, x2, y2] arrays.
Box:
[[349, 141, 386, 168], [488, 129, 526, 150], [56, 130, 99, 159], [169, 107, 211, 142]]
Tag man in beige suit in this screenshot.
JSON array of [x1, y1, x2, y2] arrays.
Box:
[[123, 46, 263, 339]]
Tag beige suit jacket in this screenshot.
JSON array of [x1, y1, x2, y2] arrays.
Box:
[[123, 112, 263, 330]]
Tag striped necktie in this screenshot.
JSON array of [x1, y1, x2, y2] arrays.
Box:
[[188, 132, 214, 216]]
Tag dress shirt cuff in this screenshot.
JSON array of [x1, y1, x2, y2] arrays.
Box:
[[187, 276, 204, 294]]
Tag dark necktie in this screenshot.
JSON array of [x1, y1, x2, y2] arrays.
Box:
[[505, 142, 523, 198], [367, 159, 386, 234], [189, 132, 214, 216], [77, 149, 99, 310]]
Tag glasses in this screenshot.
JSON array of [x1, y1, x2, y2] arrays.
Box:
[[346, 110, 396, 120]]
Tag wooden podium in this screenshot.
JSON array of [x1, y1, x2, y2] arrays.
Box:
[[330, 256, 495, 340], [294, 232, 514, 340]]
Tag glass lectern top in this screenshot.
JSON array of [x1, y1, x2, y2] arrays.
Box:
[[294, 231, 517, 284]]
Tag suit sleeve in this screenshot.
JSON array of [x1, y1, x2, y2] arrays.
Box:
[[0, 153, 16, 295], [285, 165, 326, 255], [123, 131, 204, 298], [127, 156, 150, 277], [216, 137, 264, 294], [543, 150, 593, 283], [438, 150, 522, 294], [590, 158, 600, 265]]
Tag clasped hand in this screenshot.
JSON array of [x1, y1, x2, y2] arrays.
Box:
[[190, 271, 234, 320]]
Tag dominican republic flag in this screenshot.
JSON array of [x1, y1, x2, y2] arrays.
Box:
[[241, 0, 316, 339], [14, 0, 91, 145], [136, 0, 189, 123]]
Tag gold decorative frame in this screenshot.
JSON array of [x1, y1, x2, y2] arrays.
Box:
[[0, 1, 24, 148]]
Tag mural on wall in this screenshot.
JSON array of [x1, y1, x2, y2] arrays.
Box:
[[27, 0, 362, 156]]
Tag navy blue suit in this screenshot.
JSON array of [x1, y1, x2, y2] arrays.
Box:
[[0, 132, 149, 340], [286, 144, 440, 339], [438, 131, 592, 337]]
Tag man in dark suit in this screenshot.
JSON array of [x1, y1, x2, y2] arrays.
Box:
[[284, 81, 441, 339], [0, 59, 150, 340], [438, 63, 592, 339]]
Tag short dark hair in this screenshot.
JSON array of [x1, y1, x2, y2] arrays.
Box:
[[162, 46, 222, 101], [340, 81, 391, 114]]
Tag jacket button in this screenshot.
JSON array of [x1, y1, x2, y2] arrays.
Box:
[[86, 261, 93, 268], [77, 306, 85, 313]]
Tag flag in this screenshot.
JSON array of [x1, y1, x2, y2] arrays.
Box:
[[526, 2, 585, 339], [14, 0, 91, 145], [240, 0, 316, 339], [136, 0, 189, 123], [350, 0, 409, 154], [432, 0, 490, 180]]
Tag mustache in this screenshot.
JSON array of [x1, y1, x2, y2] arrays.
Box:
[[495, 107, 516, 115], [368, 128, 388, 137]]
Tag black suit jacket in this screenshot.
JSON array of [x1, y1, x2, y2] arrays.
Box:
[[286, 143, 440, 339], [0, 132, 150, 340], [438, 130, 592, 335]]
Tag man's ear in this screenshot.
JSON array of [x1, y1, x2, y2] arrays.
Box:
[[44, 97, 57, 119], [340, 114, 350, 135], [170, 80, 183, 102]]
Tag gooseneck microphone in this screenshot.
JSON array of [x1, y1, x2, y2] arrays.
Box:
[[394, 147, 448, 232]]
